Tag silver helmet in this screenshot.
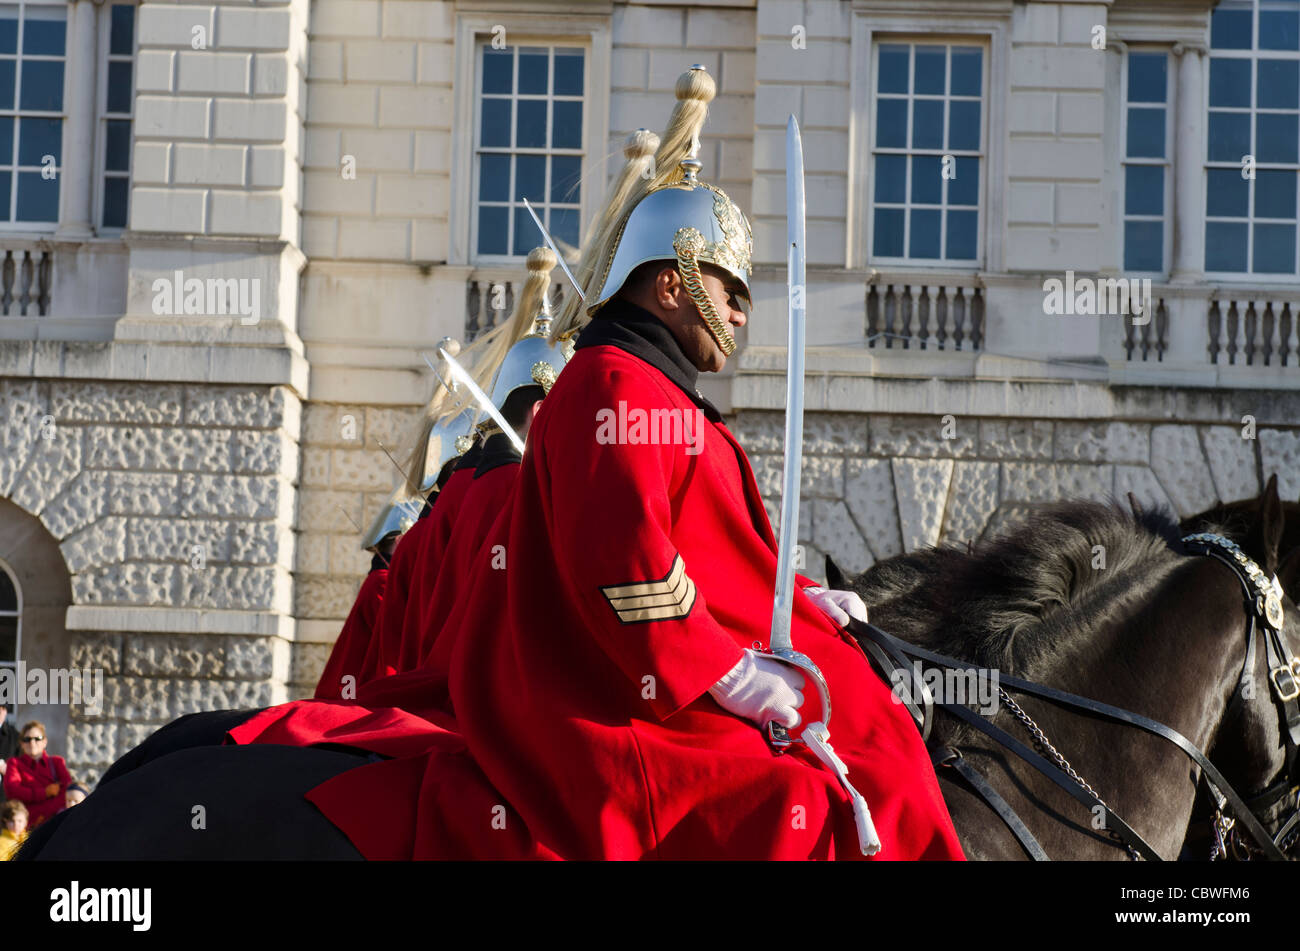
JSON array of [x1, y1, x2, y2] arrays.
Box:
[[486, 294, 569, 410], [589, 156, 752, 355], [359, 486, 419, 552], [419, 408, 476, 493]]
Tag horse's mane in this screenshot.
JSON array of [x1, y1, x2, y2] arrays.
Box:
[[855, 500, 1189, 679]]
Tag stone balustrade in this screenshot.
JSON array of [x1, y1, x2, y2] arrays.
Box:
[[1, 243, 54, 318]]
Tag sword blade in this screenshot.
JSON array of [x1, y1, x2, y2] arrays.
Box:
[[430, 349, 527, 455], [523, 197, 585, 300], [770, 114, 807, 656]]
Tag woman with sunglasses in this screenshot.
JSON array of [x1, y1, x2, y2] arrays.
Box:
[[2, 721, 72, 828]]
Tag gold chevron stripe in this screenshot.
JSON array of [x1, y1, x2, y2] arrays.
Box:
[[601, 556, 696, 624]]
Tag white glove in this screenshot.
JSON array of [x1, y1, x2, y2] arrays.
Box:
[[708, 649, 806, 729], [803, 585, 868, 626]]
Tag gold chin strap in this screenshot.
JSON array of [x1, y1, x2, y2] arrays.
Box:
[[673, 227, 737, 357]]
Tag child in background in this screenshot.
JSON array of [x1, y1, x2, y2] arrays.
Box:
[[1, 800, 28, 859]]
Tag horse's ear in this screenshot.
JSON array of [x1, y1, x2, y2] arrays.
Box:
[[1278, 546, 1300, 604], [1127, 491, 1143, 520], [825, 555, 848, 590], [1245, 474, 1284, 575]]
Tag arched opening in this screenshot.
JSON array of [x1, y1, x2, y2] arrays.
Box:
[[0, 500, 73, 762]]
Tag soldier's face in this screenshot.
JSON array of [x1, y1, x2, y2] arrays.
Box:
[[648, 264, 748, 373]]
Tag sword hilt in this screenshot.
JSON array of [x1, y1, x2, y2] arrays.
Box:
[[760, 648, 831, 754]]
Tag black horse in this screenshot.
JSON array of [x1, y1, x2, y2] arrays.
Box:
[[829, 491, 1300, 860], [20, 499, 1300, 860]]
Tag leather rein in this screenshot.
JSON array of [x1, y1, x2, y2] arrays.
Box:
[[851, 532, 1300, 861]]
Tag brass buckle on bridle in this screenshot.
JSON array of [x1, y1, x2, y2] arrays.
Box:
[[1271, 664, 1300, 703]]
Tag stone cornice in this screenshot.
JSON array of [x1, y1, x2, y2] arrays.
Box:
[[66, 606, 298, 638]]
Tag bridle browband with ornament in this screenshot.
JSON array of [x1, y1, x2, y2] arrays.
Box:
[[851, 532, 1300, 861]]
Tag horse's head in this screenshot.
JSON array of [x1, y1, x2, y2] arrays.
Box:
[[1197, 476, 1300, 857]]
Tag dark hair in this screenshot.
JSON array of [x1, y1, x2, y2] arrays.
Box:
[[501, 385, 544, 429], [2, 800, 27, 823]]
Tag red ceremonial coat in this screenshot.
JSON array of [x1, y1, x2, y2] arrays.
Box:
[[390, 460, 480, 674], [418, 436, 521, 681], [275, 304, 964, 860], [361, 454, 478, 683], [314, 565, 388, 700]]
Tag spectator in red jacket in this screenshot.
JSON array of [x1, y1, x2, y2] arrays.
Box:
[[3, 721, 72, 828]]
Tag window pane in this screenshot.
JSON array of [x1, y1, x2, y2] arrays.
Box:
[[911, 99, 943, 149], [1210, 58, 1252, 108], [0, 170, 9, 219], [16, 170, 57, 221], [1124, 220, 1163, 271], [908, 208, 941, 258], [515, 99, 546, 148], [550, 155, 580, 205], [479, 152, 509, 201], [1260, 10, 1300, 50], [1207, 167, 1250, 217], [875, 98, 907, 148], [483, 48, 512, 95], [102, 175, 128, 228], [0, 6, 15, 54], [512, 206, 536, 255], [554, 50, 583, 96], [947, 156, 979, 206], [110, 4, 135, 56], [513, 153, 544, 201], [1128, 54, 1167, 103], [518, 48, 548, 94], [873, 207, 905, 256], [948, 100, 980, 150], [1206, 220, 1249, 270], [874, 153, 906, 203], [106, 61, 133, 115], [1211, 8, 1254, 49], [0, 618, 15, 662], [946, 209, 977, 259], [0, 117, 11, 164], [18, 117, 60, 165], [480, 98, 510, 147], [477, 205, 508, 255], [105, 118, 130, 172], [0, 59, 11, 110], [878, 45, 909, 94], [1208, 111, 1250, 161], [1125, 165, 1164, 216], [1126, 107, 1165, 158], [950, 47, 981, 96], [19, 61, 64, 112], [1257, 59, 1299, 109], [551, 100, 581, 149], [0, 570, 13, 609], [910, 154, 941, 204], [1253, 222, 1296, 272], [1257, 112, 1299, 163], [22, 7, 64, 55], [551, 205, 579, 248], [1255, 169, 1298, 218], [913, 47, 945, 95]]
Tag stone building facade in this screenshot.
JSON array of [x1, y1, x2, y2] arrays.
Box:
[[1, 0, 1297, 782]]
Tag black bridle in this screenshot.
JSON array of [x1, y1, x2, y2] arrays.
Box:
[[851, 532, 1300, 861]]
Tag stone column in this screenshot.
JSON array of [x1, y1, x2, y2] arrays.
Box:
[[57, 0, 100, 237], [1170, 43, 1207, 282]]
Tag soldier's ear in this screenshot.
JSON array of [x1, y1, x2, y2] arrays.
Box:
[[655, 264, 684, 309]]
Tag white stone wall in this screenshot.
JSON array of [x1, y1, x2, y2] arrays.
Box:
[[0, 378, 300, 782], [291, 400, 422, 695], [732, 406, 1287, 583]]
